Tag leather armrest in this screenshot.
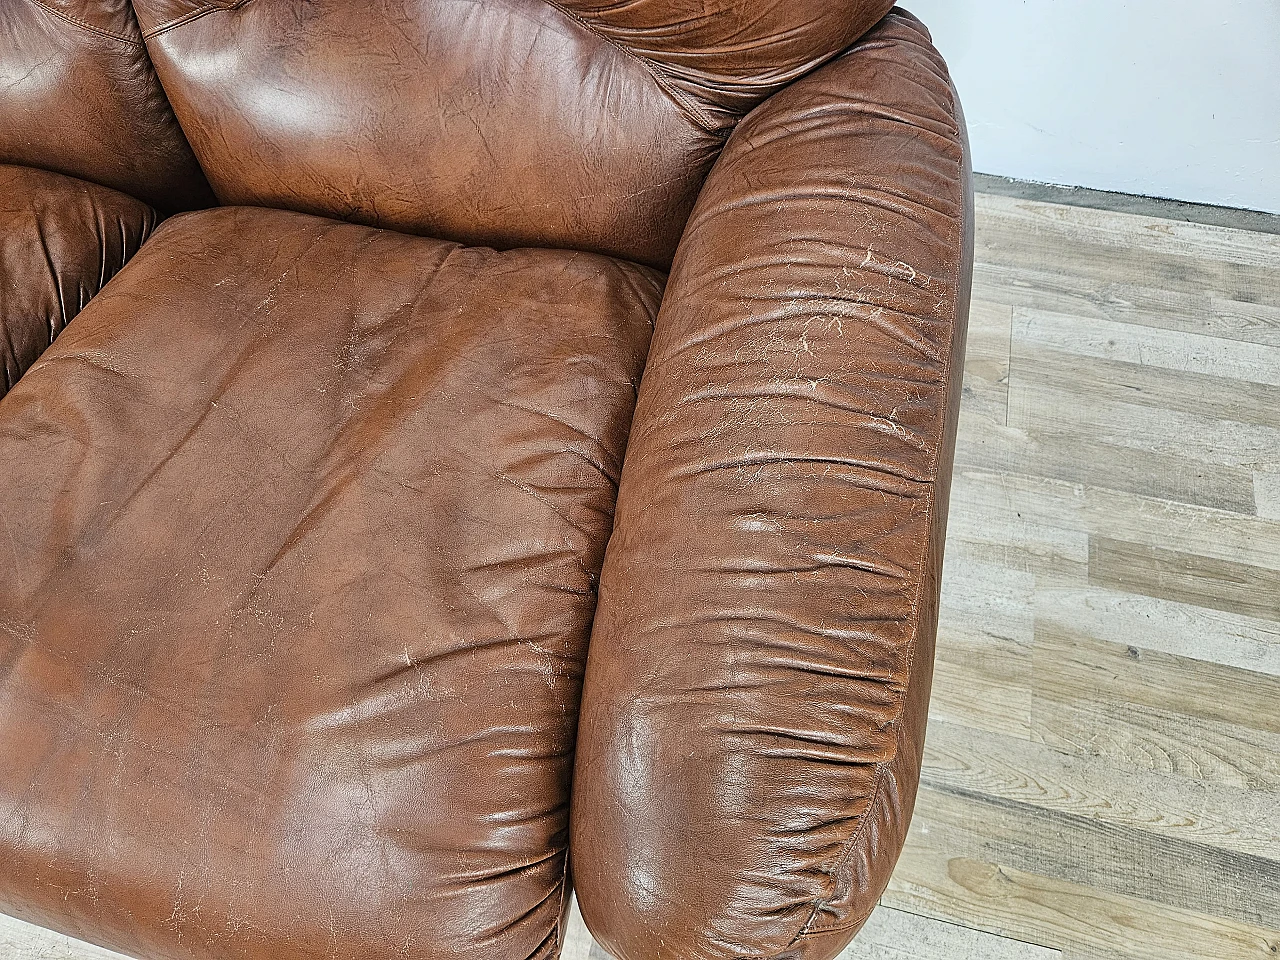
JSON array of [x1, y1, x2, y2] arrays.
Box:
[[0, 165, 156, 400], [571, 11, 974, 960]]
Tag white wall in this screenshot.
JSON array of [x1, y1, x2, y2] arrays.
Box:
[[904, 1, 1280, 213]]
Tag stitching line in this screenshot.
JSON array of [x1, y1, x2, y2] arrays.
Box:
[[24, 0, 143, 45], [143, 0, 252, 40], [539, 0, 723, 134]]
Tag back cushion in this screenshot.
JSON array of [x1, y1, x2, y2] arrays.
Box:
[[0, 0, 214, 214], [130, 0, 895, 267], [558, 0, 898, 125]]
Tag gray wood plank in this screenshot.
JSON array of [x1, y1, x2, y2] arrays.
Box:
[[1032, 692, 1280, 793], [973, 195, 1280, 304], [885, 838, 1280, 960], [1033, 583, 1280, 677], [922, 720, 1280, 861], [950, 468, 1280, 574], [1007, 381, 1280, 471], [845, 905, 1061, 959], [910, 781, 1280, 929], [1005, 342, 1280, 428], [1259, 469, 1280, 521], [954, 407, 1259, 514], [1089, 536, 1280, 622], [1012, 307, 1280, 388], [974, 261, 1280, 347], [1035, 624, 1280, 738]]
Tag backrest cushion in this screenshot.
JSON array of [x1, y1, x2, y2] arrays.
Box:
[[557, 0, 899, 125], [0, 0, 214, 214], [129, 0, 895, 267]]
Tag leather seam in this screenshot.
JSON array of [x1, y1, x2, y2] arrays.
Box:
[[777, 50, 968, 952], [23, 0, 143, 45], [539, 0, 723, 135], [790, 896, 881, 941], [553, 853, 569, 956], [143, 0, 251, 40]]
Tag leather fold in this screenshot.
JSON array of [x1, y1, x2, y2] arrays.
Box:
[[570, 12, 975, 960], [0, 164, 156, 400]]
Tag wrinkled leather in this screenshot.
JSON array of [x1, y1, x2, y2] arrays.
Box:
[[571, 12, 974, 960], [128, 0, 892, 267], [558, 0, 896, 126], [0, 0, 214, 214], [0, 164, 156, 399], [0, 3, 976, 958], [0, 204, 662, 960]]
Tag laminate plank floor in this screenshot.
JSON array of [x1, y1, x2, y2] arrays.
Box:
[[881, 193, 1280, 960], [5, 192, 1278, 959]]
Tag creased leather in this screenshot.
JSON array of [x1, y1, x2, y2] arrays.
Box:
[[0, 0, 214, 214], [0, 164, 156, 400], [556, 0, 897, 127], [571, 12, 974, 960], [0, 4, 976, 958], [127, 0, 893, 268], [0, 205, 662, 960]]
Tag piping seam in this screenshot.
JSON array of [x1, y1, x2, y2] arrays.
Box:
[[143, 0, 252, 40], [539, 0, 724, 135], [24, 0, 142, 44]]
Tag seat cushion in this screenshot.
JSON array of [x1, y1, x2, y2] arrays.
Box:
[[0, 206, 662, 960], [0, 165, 157, 400]]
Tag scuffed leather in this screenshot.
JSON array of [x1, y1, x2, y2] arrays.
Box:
[[0, 164, 156, 399], [0, 205, 662, 960], [0, 0, 214, 214], [127, 0, 892, 268], [571, 12, 974, 960]]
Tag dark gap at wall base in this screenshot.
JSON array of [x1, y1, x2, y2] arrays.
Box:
[[975, 173, 1280, 237]]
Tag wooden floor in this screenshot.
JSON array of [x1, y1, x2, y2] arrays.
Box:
[[6, 192, 1279, 959], [862, 192, 1280, 960]]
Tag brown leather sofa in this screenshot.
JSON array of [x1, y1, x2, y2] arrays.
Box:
[[0, 2, 973, 958]]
